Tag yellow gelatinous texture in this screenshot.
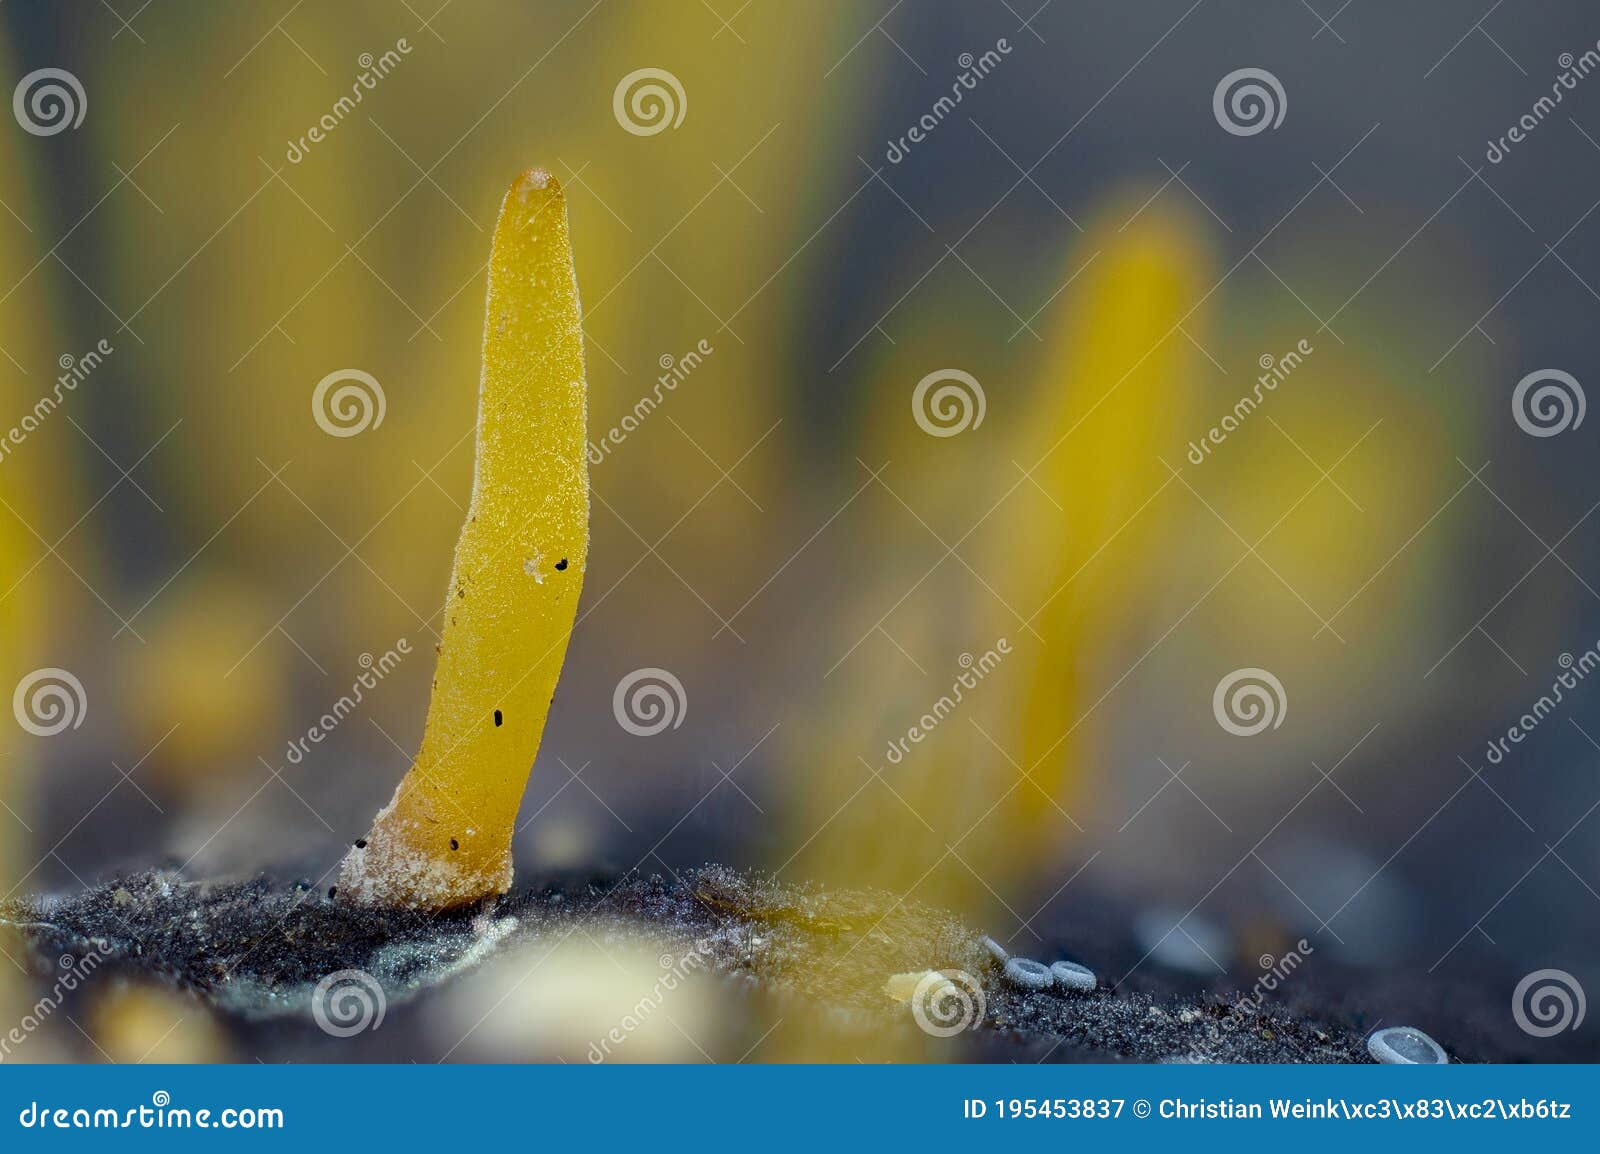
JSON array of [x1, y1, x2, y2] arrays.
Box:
[[339, 170, 588, 910]]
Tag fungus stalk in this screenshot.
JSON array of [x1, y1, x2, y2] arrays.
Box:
[[338, 168, 588, 910]]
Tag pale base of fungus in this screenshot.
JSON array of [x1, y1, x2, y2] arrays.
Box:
[[336, 812, 508, 910], [338, 167, 588, 911]]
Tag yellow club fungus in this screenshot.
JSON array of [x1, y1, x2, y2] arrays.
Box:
[[338, 168, 588, 910], [1005, 199, 1213, 856]]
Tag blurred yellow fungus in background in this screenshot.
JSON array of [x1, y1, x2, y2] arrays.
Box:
[[341, 169, 587, 911], [118, 576, 287, 796], [998, 198, 1215, 896], [87, 982, 228, 1063], [789, 195, 1214, 931]]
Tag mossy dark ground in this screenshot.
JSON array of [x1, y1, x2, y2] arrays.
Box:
[[5, 866, 1588, 1063]]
